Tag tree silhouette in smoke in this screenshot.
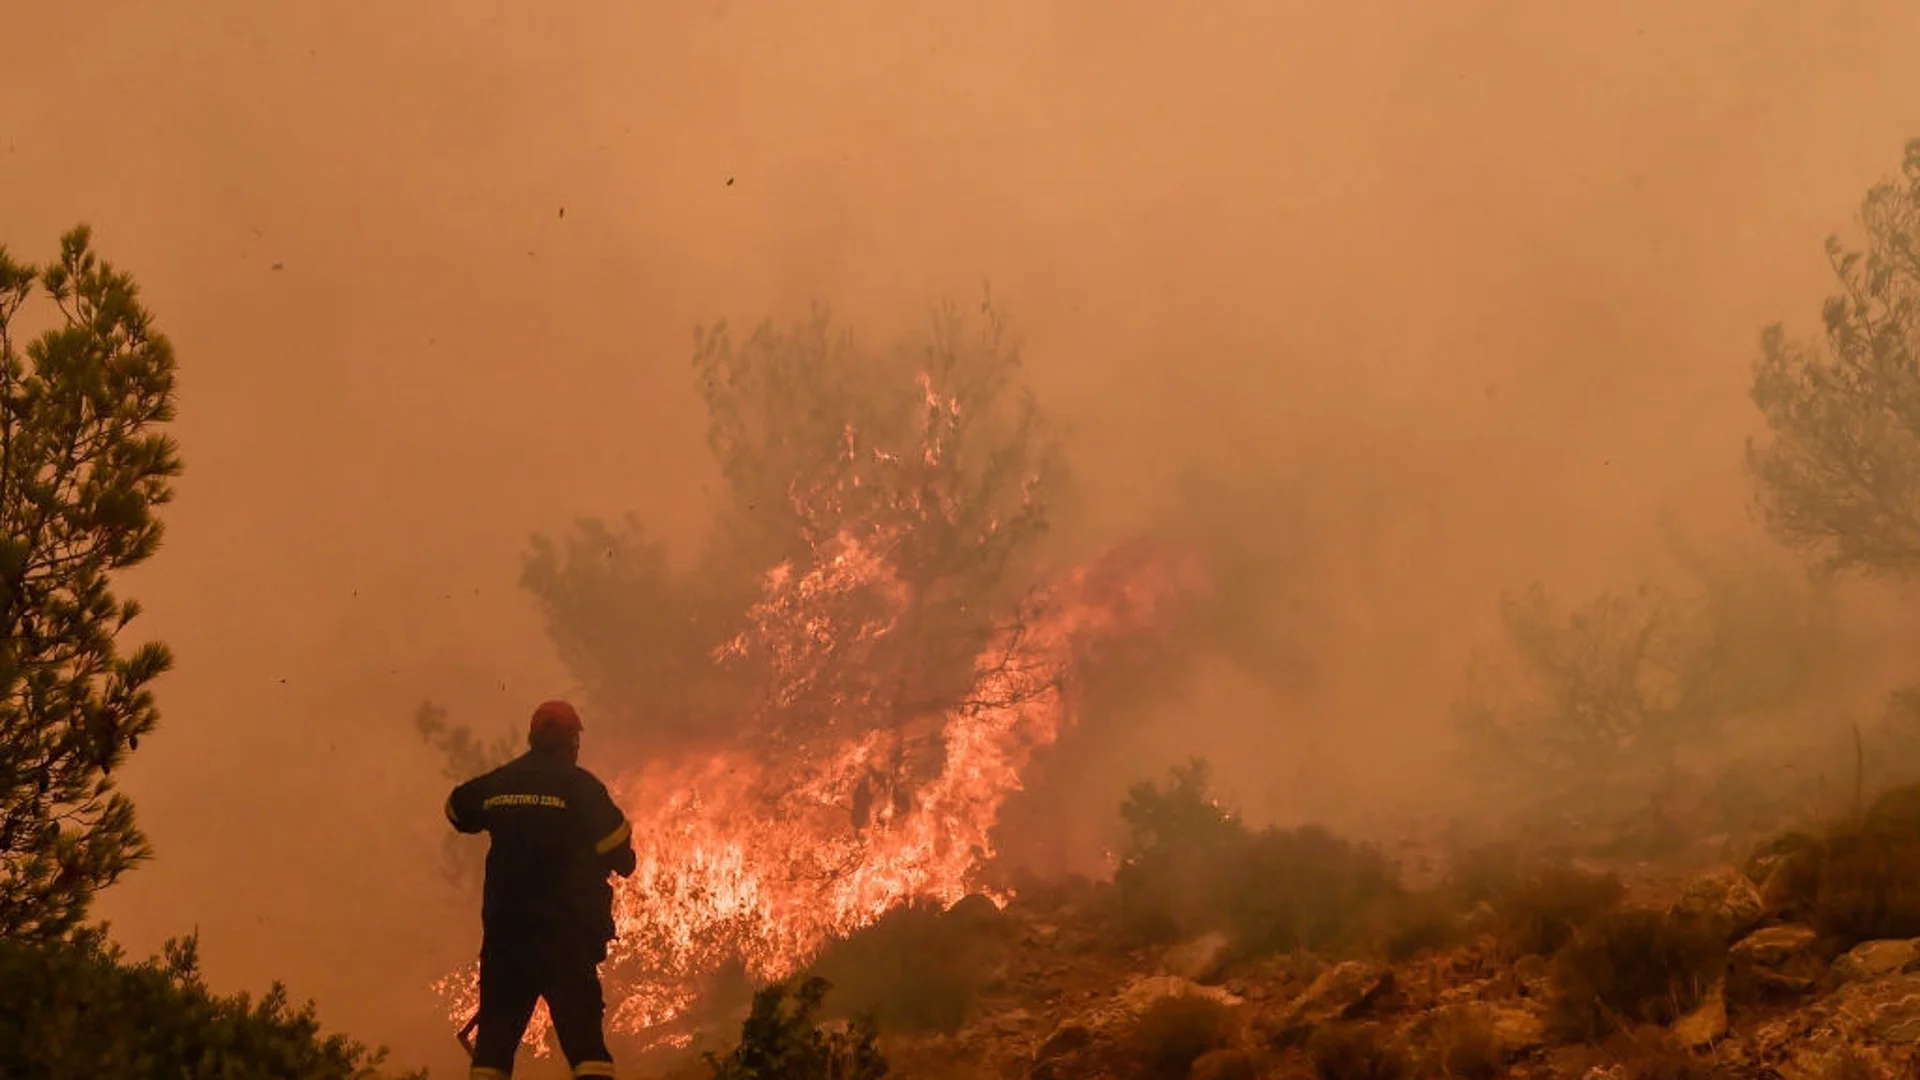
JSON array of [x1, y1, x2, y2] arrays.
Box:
[[1750, 137, 1920, 576], [0, 227, 180, 940]]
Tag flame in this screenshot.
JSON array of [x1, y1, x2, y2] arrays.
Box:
[[436, 379, 1199, 1054]]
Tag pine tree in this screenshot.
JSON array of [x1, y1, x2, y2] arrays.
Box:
[[0, 226, 181, 939]]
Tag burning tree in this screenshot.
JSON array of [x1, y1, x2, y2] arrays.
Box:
[[425, 298, 1198, 1052], [527, 300, 1061, 763]]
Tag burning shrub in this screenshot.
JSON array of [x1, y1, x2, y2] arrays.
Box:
[[1303, 1022, 1412, 1080], [1767, 783, 1920, 945], [805, 897, 1003, 1034], [704, 976, 888, 1080], [0, 929, 419, 1080], [1549, 908, 1726, 1041], [1114, 760, 1403, 960], [1125, 993, 1239, 1080]]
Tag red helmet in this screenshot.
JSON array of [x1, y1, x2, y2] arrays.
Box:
[[529, 699, 584, 742]]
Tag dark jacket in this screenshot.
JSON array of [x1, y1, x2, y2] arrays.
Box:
[[445, 749, 638, 947]]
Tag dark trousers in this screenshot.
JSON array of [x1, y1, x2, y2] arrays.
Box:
[[471, 933, 614, 1078]]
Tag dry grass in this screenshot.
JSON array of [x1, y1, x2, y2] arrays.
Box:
[[1305, 1022, 1413, 1080], [1549, 908, 1726, 1042]]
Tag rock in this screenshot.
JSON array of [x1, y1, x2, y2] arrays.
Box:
[[1119, 974, 1243, 1017], [1161, 931, 1232, 983], [1021, 923, 1060, 947], [1835, 972, 1920, 1045], [1669, 865, 1766, 938], [1035, 1021, 1091, 1062], [1029, 1022, 1103, 1080], [1670, 978, 1727, 1047], [1290, 961, 1392, 1021], [1189, 1048, 1260, 1080], [1484, 1003, 1549, 1054], [1432, 1001, 1547, 1058], [994, 1008, 1034, 1034], [1261, 961, 1394, 1047], [1834, 939, 1920, 984], [1729, 924, 1822, 1005], [1731, 924, 1818, 967]]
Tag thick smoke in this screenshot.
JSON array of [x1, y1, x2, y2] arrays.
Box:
[[8, 1, 1920, 1072]]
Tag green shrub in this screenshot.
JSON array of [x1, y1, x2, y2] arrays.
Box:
[[806, 897, 1002, 1034], [1304, 1022, 1412, 1080], [0, 928, 418, 1079], [1114, 760, 1403, 960], [1115, 760, 1248, 945], [1125, 994, 1238, 1080], [1225, 825, 1401, 957], [705, 976, 888, 1080], [1550, 909, 1725, 1041]]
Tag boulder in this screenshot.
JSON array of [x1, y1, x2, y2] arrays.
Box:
[[1669, 865, 1766, 938], [1731, 924, 1818, 967], [1260, 961, 1394, 1047], [1431, 1001, 1547, 1058], [1161, 932, 1232, 983], [1833, 939, 1920, 984], [1116, 974, 1243, 1021], [1833, 972, 1920, 1045], [1728, 924, 1821, 1004], [1484, 1003, 1549, 1054]]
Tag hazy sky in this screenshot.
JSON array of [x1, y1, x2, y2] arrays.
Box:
[[7, 0, 1920, 1071]]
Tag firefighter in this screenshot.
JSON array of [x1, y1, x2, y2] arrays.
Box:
[[445, 700, 637, 1080]]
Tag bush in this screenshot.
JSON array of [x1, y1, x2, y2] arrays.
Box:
[[1549, 909, 1726, 1041], [1769, 783, 1920, 945], [1115, 760, 1248, 945], [0, 929, 418, 1079], [1493, 863, 1627, 957], [1304, 1022, 1412, 1080], [1126, 994, 1238, 1080], [806, 897, 1002, 1034], [1226, 825, 1401, 958], [705, 976, 888, 1080], [1380, 892, 1466, 963], [1114, 761, 1403, 960]]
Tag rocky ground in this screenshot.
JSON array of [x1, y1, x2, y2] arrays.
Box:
[[857, 852, 1920, 1079]]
